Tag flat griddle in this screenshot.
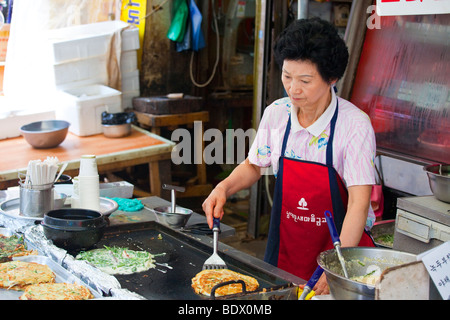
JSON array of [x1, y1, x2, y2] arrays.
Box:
[[79, 221, 293, 300]]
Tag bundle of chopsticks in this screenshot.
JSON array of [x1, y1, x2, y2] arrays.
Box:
[[23, 157, 61, 187]]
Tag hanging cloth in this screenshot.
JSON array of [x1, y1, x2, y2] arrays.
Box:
[[167, 0, 189, 42], [188, 0, 205, 51]]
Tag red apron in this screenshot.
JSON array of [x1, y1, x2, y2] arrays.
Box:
[[264, 99, 374, 281]]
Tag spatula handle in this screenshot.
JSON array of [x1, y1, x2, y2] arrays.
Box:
[[212, 217, 220, 231], [324, 210, 340, 245]]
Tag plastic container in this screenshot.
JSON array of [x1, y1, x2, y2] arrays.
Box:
[[55, 84, 122, 136]]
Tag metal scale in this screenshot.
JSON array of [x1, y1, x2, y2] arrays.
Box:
[[394, 195, 450, 254]]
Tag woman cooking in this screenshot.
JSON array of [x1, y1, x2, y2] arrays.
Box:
[[202, 17, 376, 295]]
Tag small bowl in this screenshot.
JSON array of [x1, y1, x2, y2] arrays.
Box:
[[102, 123, 131, 138], [152, 206, 193, 228], [42, 208, 107, 250], [424, 164, 450, 203], [55, 174, 72, 185], [20, 120, 70, 149], [53, 193, 67, 209]]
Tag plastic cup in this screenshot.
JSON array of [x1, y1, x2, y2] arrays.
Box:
[[79, 155, 98, 176], [78, 175, 100, 211]]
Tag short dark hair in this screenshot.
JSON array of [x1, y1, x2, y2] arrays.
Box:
[[273, 17, 349, 83]]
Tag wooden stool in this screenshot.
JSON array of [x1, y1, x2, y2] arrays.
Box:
[[135, 111, 213, 198]]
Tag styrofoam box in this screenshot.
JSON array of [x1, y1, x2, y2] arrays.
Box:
[[52, 55, 108, 85], [55, 84, 122, 136], [121, 69, 140, 93], [120, 50, 138, 74], [99, 181, 134, 199], [47, 21, 139, 64]]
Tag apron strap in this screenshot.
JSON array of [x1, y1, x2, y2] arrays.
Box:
[[326, 98, 346, 234], [281, 116, 291, 156], [264, 117, 291, 266]]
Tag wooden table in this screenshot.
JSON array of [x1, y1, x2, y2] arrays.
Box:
[[135, 111, 213, 198], [0, 126, 175, 197]]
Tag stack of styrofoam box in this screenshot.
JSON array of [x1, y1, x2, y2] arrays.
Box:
[[120, 27, 140, 110], [47, 21, 140, 136]]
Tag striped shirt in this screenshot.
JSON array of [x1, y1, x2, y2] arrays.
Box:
[[248, 88, 377, 228]]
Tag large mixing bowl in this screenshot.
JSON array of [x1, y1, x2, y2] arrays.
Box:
[[424, 164, 450, 203], [318, 247, 416, 300], [20, 120, 70, 149]]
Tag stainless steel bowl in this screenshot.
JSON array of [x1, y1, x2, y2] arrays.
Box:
[[54, 193, 67, 209], [371, 220, 395, 248], [20, 120, 70, 149], [102, 123, 131, 138], [424, 164, 450, 203], [152, 205, 193, 228], [318, 247, 416, 300]]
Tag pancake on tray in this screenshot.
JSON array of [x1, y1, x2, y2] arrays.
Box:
[[76, 246, 155, 275], [0, 261, 55, 290], [19, 282, 94, 300], [192, 269, 259, 297], [0, 235, 38, 261]]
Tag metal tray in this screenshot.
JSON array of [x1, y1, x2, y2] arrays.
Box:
[[0, 197, 118, 221], [81, 221, 294, 300], [0, 227, 14, 237], [0, 255, 102, 300]]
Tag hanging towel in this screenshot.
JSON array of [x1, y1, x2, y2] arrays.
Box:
[[176, 15, 192, 52], [167, 0, 189, 42], [189, 0, 205, 51]]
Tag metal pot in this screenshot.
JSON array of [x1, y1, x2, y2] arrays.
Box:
[[317, 247, 416, 300], [42, 208, 108, 250], [424, 164, 450, 203]]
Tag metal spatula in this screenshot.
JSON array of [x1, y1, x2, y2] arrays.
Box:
[[202, 218, 227, 270], [324, 210, 349, 278]]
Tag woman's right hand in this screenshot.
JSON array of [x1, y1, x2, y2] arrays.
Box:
[[202, 184, 228, 229]]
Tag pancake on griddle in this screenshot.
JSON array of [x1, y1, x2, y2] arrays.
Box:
[[191, 269, 259, 297], [0, 260, 55, 290], [19, 282, 94, 300], [75, 246, 155, 275]]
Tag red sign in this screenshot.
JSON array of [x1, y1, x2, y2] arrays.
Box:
[[376, 0, 450, 16]]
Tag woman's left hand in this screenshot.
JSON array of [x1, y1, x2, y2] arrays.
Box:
[[299, 273, 329, 296], [313, 273, 329, 295]]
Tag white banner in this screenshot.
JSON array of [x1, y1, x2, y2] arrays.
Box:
[[376, 0, 450, 16]]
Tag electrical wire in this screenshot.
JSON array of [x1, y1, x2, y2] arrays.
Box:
[[190, 0, 220, 88]]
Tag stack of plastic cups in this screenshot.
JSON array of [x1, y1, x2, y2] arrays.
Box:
[[77, 155, 100, 211]]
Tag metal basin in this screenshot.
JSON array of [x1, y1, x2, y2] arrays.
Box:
[[371, 220, 395, 248], [102, 123, 131, 138], [424, 164, 450, 203], [20, 120, 70, 149], [318, 247, 416, 300], [152, 205, 192, 228]]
